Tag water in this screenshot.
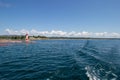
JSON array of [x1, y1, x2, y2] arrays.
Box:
[[0, 40, 120, 80]]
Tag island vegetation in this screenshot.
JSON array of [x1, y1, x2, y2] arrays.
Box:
[[0, 35, 47, 40], [0, 35, 120, 43], [0, 35, 47, 43], [0, 35, 25, 40]]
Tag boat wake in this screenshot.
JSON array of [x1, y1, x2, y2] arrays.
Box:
[[79, 40, 120, 80], [85, 64, 118, 80]]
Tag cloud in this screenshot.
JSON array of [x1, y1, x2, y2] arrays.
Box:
[[94, 32, 108, 37], [5, 29, 29, 35], [20, 29, 29, 34], [5, 28, 120, 38], [30, 29, 49, 35], [0, 1, 11, 8], [110, 33, 120, 38], [50, 30, 67, 36], [5, 29, 19, 35], [67, 31, 92, 37]]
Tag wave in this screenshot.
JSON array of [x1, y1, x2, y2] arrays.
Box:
[[74, 40, 120, 80], [85, 64, 118, 80]]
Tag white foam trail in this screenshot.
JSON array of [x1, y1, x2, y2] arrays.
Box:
[[85, 64, 118, 80], [46, 78, 50, 80], [85, 66, 100, 80]]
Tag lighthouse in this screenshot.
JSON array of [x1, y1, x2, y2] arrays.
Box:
[[25, 33, 29, 42]]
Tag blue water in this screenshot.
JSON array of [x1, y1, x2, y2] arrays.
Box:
[[0, 40, 120, 80]]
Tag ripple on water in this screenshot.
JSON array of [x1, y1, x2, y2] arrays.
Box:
[[0, 40, 120, 80]]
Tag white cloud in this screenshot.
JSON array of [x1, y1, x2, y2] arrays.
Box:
[[5, 28, 120, 38], [20, 29, 29, 34], [5, 28, 28, 35], [5, 29, 19, 35], [94, 32, 108, 37], [67, 31, 92, 37], [30, 29, 39, 35], [110, 33, 120, 38], [30, 29, 49, 35], [81, 31, 92, 37], [50, 30, 67, 36], [68, 31, 76, 36]]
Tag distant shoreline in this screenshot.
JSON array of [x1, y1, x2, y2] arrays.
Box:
[[47, 37, 120, 40], [0, 35, 120, 43]]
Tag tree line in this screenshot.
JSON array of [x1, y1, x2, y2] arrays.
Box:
[[0, 35, 25, 40], [0, 35, 47, 40]]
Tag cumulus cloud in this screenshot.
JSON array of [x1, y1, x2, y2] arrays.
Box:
[[5, 28, 120, 38], [94, 32, 108, 37], [67, 31, 92, 37], [50, 30, 67, 36], [30, 29, 49, 35], [5, 29, 20, 35], [110, 33, 120, 38], [20, 29, 29, 34]]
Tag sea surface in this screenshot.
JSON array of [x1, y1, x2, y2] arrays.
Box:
[[0, 40, 120, 80]]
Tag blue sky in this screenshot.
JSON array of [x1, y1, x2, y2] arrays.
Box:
[[0, 0, 120, 37]]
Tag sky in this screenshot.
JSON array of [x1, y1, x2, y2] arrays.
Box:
[[0, 0, 120, 37]]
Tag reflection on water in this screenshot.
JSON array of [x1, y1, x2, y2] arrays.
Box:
[[0, 43, 8, 46]]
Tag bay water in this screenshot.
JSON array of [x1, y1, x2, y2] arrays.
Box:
[[0, 40, 120, 80]]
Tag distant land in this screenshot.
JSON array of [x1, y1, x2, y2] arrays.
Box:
[[48, 37, 120, 40], [0, 35, 120, 41], [0, 35, 47, 40]]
